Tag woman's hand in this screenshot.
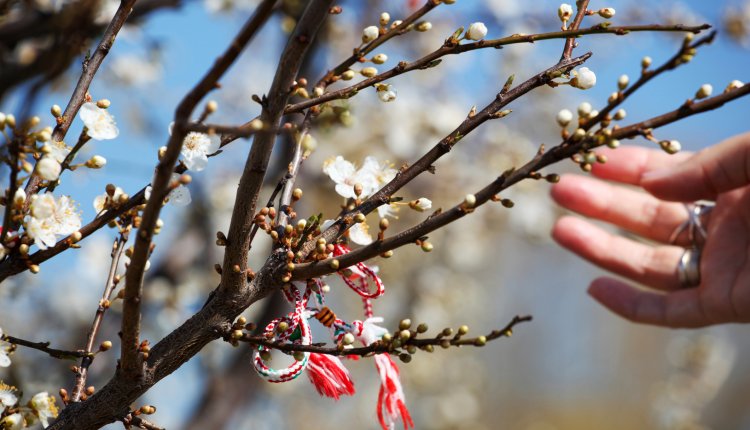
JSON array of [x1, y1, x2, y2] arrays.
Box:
[[550, 132, 750, 328]]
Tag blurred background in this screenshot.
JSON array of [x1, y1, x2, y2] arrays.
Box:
[[2, 0, 750, 428]]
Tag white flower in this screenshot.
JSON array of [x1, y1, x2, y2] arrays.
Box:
[[696, 83, 713, 99], [323, 157, 377, 199], [0, 328, 10, 368], [79, 102, 119, 140], [558, 3, 573, 22], [30, 392, 59, 428], [180, 132, 219, 171], [377, 87, 397, 103], [466, 22, 488, 41], [556, 109, 573, 126], [377, 203, 398, 219], [167, 173, 191, 206], [0, 382, 18, 406], [348, 222, 373, 245], [43, 140, 71, 163], [598, 7, 615, 19], [570, 67, 596, 89], [35, 156, 61, 181], [25, 193, 81, 250], [110, 55, 162, 86], [362, 25, 379, 43], [93, 186, 125, 213], [409, 197, 432, 212], [0, 413, 23, 430]]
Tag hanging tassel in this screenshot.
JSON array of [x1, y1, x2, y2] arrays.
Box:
[[306, 353, 356, 400], [374, 354, 414, 430]]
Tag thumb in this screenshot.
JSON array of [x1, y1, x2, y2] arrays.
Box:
[[641, 132, 750, 201]]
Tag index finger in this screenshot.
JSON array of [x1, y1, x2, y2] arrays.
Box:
[[591, 146, 692, 186]]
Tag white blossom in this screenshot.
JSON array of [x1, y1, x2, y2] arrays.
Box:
[[348, 222, 373, 245], [93, 186, 125, 213], [466, 22, 488, 41], [110, 55, 162, 86], [0, 382, 18, 406], [180, 132, 219, 171], [726, 80, 743, 91], [43, 140, 71, 163], [556, 109, 573, 126], [323, 156, 379, 199], [362, 26, 379, 43], [558, 3, 573, 22], [0, 413, 23, 430], [409, 197, 432, 212], [0, 328, 10, 368], [35, 156, 61, 181], [570, 67, 596, 89], [377, 86, 397, 103], [30, 392, 59, 428], [25, 193, 81, 250], [167, 173, 191, 206], [79, 102, 119, 140]]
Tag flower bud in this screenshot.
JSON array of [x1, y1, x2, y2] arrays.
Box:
[[466, 22, 488, 41], [558, 3, 573, 22], [695, 83, 712, 99], [556, 109, 573, 127], [86, 155, 107, 169], [618, 74, 629, 90], [361, 67, 378, 78], [36, 156, 61, 181], [598, 7, 615, 19], [362, 25, 379, 43]]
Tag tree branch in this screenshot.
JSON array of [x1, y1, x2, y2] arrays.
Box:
[[561, 0, 590, 60], [71, 231, 129, 402], [119, 0, 278, 376], [218, 0, 335, 297], [3, 334, 88, 360], [285, 23, 709, 115]]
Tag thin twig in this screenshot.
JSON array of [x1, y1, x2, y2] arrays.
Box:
[[3, 334, 88, 360], [284, 23, 709, 115], [23, 0, 138, 199], [240, 315, 533, 357], [290, 83, 750, 280], [292, 52, 592, 263], [1, 135, 20, 246], [71, 231, 129, 402], [561, 0, 590, 60]]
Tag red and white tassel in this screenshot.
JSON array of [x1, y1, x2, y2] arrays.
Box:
[[374, 354, 414, 430], [306, 353, 355, 400]]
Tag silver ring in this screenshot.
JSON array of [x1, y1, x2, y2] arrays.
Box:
[[668, 201, 714, 247], [677, 248, 701, 288]]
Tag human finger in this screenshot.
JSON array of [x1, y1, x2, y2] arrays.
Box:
[[552, 216, 684, 291], [590, 146, 691, 185], [550, 174, 690, 245], [588, 277, 710, 328], [642, 131, 750, 201]]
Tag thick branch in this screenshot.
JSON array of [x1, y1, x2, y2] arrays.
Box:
[[119, 0, 278, 376], [218, 0, 335, 296]]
